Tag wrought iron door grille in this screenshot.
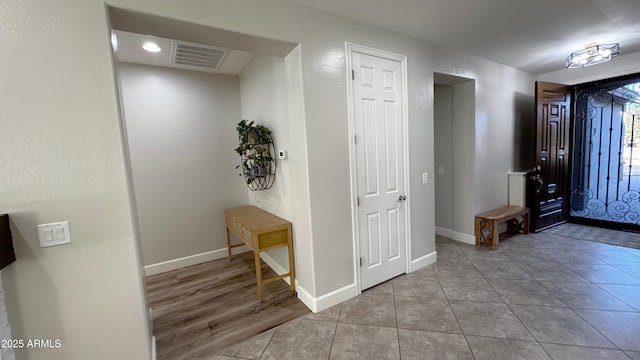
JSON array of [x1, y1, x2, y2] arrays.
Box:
[[571, 77, 640, 225]]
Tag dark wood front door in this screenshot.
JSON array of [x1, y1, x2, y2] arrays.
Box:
[[529, 81, 572, 232]]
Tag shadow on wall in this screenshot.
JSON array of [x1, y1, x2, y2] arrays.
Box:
[[251, 156, 287, 215], [513, 92, 535, 171]]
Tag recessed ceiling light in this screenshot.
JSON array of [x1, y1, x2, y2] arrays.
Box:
[[142, 42, 162, 53]]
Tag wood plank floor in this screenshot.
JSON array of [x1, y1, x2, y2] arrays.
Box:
[[146, 251, 310, 360]]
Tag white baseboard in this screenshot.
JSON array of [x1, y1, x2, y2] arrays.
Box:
[[435, 226, 453, 238], [295, 284, 317, 312], [452, 231, 475, 245], [303, 283, 358, 313], [144, 246, 249, 276], [436, 226, 475, 245], [151, 336, 156, 360], [260, 253, 357, 313], [410, 251, 437, 272]]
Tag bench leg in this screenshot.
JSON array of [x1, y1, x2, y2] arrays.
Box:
[[491, 220, 499, 250], [506, 213, 531, 236], [475, 218, 492, 247]]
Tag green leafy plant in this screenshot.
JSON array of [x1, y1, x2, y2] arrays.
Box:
[[235, 120, 274, 185]]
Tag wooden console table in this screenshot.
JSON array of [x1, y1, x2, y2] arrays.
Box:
[[224, 206, 295, 301]]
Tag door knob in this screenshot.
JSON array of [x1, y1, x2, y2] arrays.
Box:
[[529, 174, 544, 193], [398, 195, 407, 201]]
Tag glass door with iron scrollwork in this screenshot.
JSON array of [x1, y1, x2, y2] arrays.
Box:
[[570, 75, 640, 229]]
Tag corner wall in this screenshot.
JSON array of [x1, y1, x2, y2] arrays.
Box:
[[452, 80, 476, 238], [0, 2, 150, 359], [433, 80, 476, 242], [238, 55, 295, 279], [118, 63, 249, 267], [434, 85, 454, 230], [238, 52, 316, 306]]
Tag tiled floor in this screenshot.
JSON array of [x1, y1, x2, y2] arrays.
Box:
[[213, 227, 640, 360]]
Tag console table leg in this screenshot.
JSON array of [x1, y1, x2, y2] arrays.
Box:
[[287, 228, 295, 292], [254, 251, 263, 301], [226, 227, 232, 258]]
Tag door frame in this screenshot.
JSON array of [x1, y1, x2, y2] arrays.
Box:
[[345, 42, 411, 294]]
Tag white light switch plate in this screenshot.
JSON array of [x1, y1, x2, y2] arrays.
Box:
[[38, 221, 71, 248], [422, 173, 429, 184]]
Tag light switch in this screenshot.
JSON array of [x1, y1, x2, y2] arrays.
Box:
[[55, 228, 66, 240], [38, 221, 72, 248], [438, 166, 445, 175], [422, 173, 429, 184]]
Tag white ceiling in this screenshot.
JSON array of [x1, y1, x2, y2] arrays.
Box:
[[113, 30, 255, 75], [290, 0, 640, 74]]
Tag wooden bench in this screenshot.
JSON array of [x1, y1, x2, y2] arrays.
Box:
[[475, 205, 530, 250]]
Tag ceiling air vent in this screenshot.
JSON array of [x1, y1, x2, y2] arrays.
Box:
[[171, 41, 228, 69]]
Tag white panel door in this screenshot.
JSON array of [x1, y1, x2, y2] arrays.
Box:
[[352, 51, 406, 290]]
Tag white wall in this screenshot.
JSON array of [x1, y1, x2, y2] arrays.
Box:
[[0, 2, 150, 359], [118, 63, 249, 266], [239, 55, 293, 270], [452, 80, 476, 237], [434, 85, 454, 230], [282, 47, 316, 302], [433, 80, 477, 241], [0, 273, 15, 360]]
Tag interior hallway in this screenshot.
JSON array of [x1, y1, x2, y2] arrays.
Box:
[[209, 224, 640, 359]]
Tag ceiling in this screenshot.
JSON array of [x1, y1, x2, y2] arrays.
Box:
[[290, 0, 640, 74], [113, 1, 640, 75], [113, 30, 255, 75], [109, 7, 298, 75]]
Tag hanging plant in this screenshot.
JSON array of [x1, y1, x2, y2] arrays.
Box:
[[234, 120, 276, 190]]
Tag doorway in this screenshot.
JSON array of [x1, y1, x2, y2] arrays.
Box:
[[570, 74, 640, 230], [434, 73, 476, 243]]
